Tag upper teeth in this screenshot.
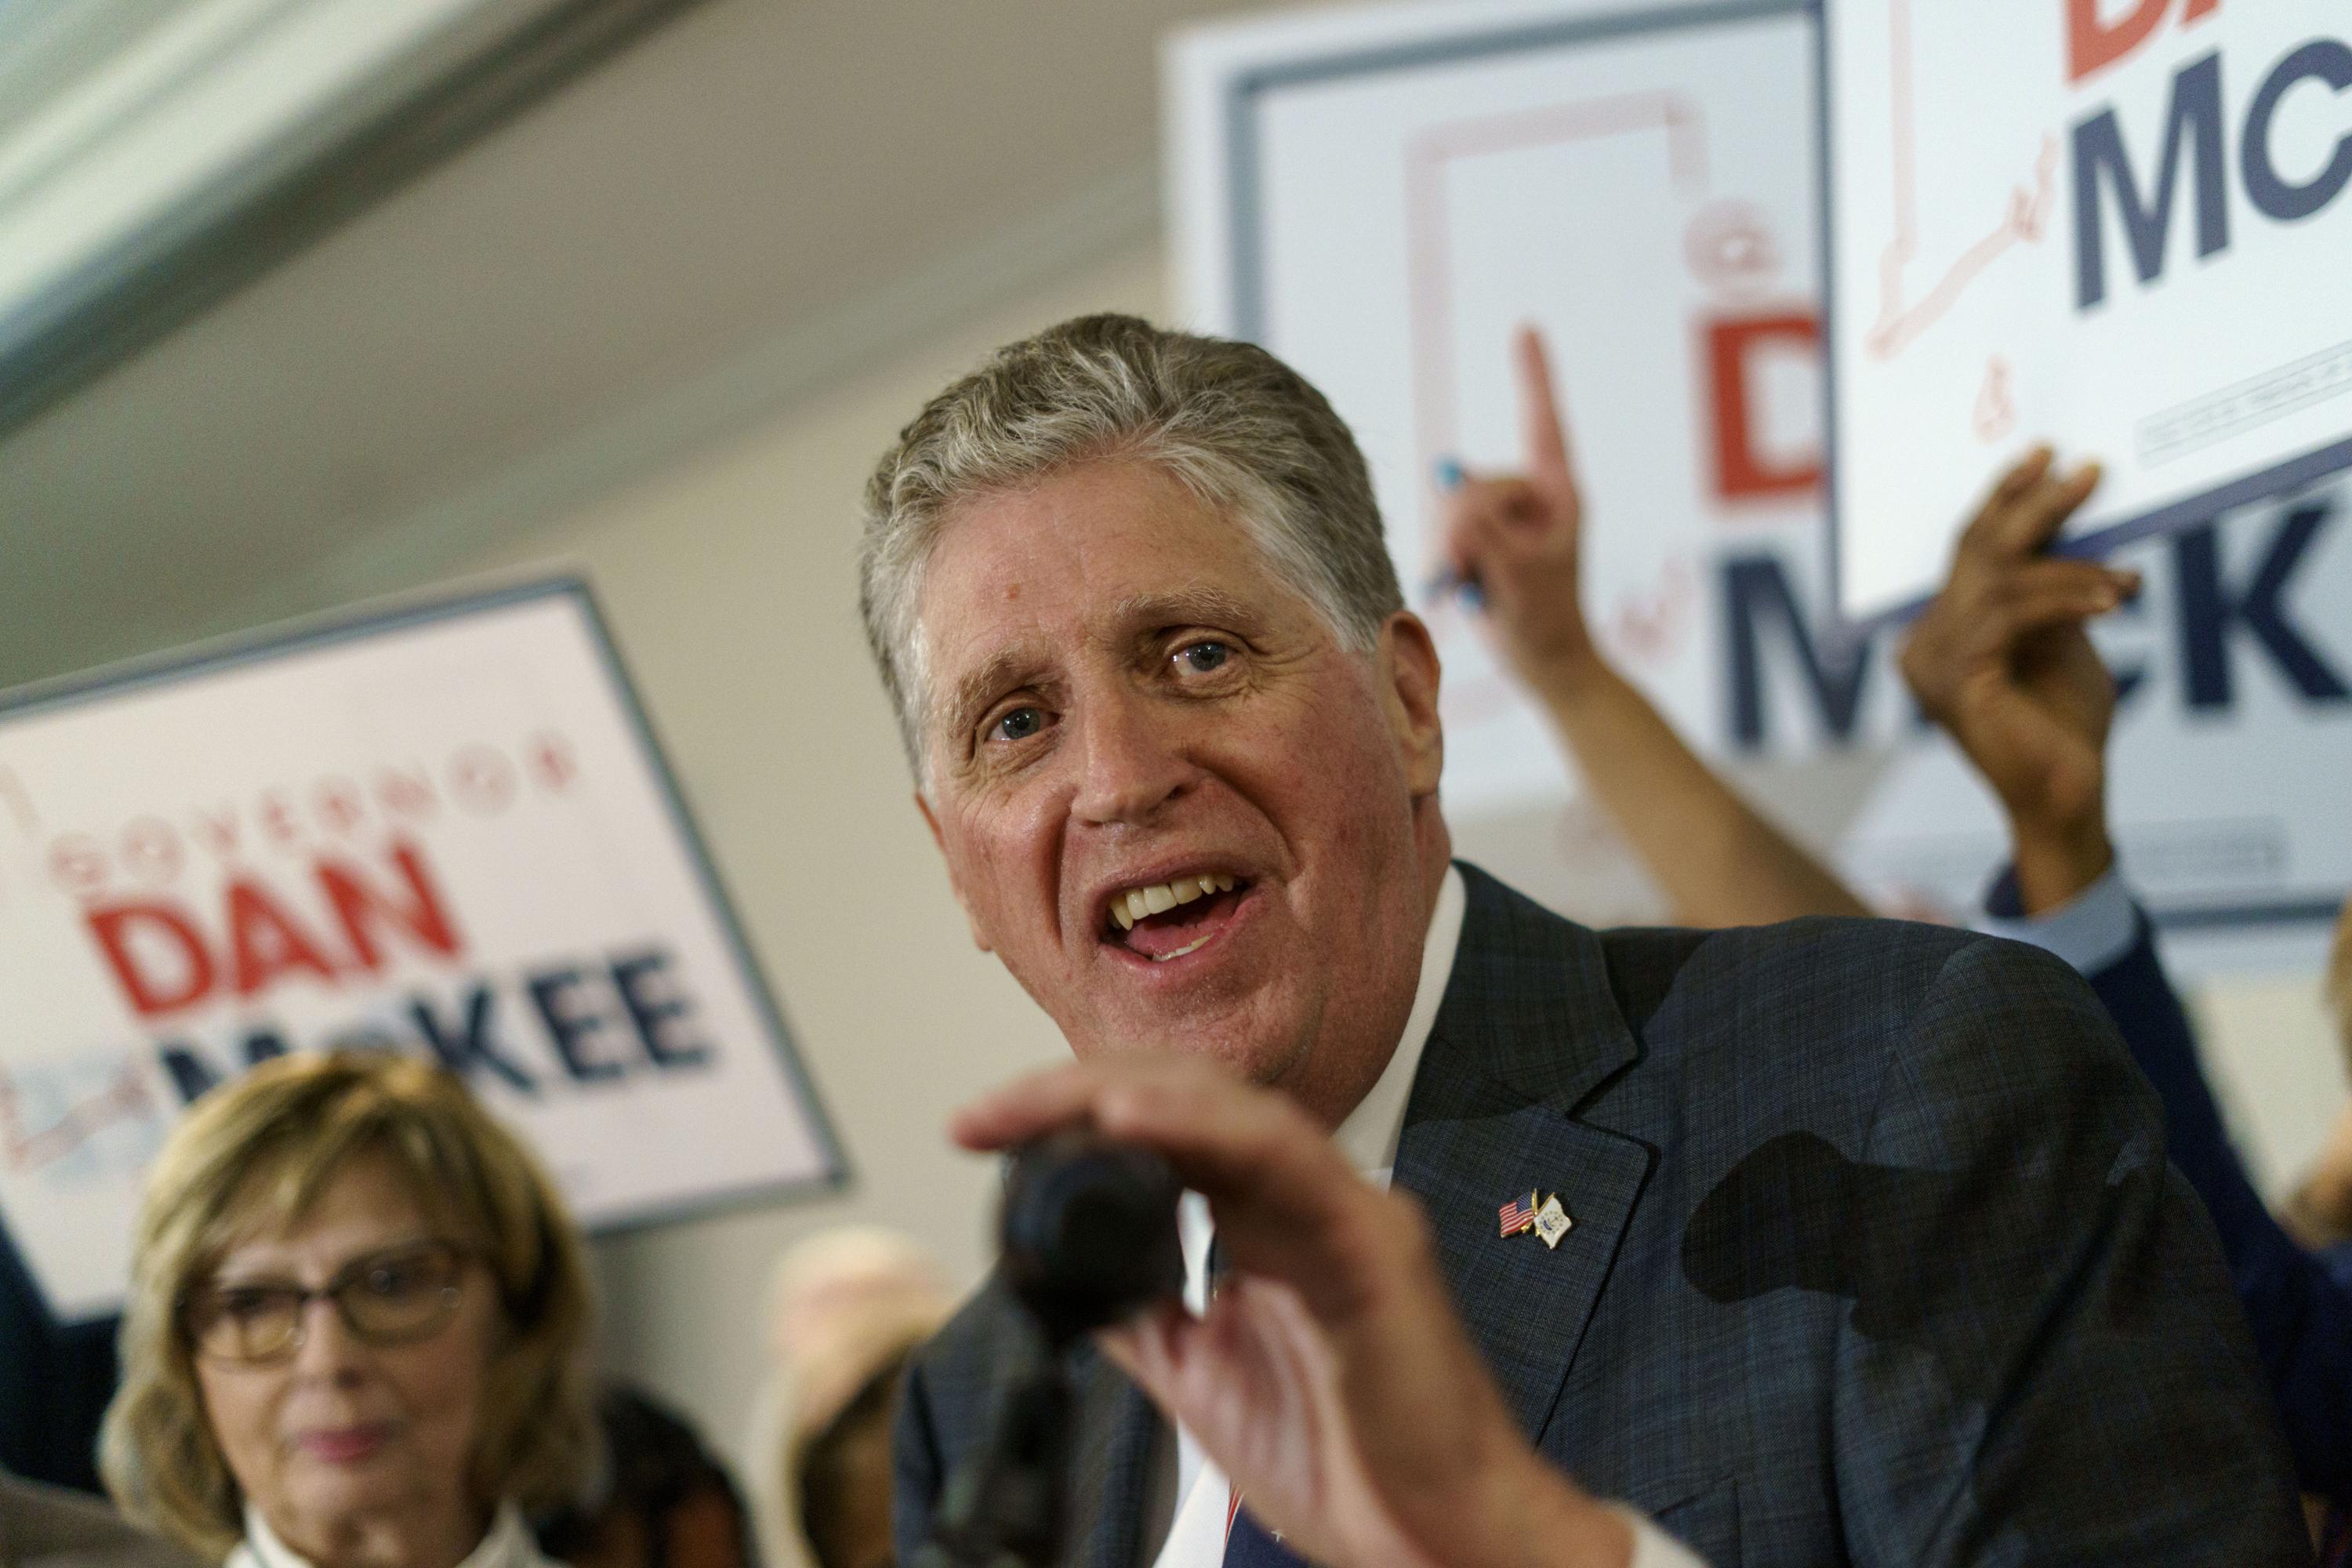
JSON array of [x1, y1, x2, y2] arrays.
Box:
[[1111, 874, 1236, 931]]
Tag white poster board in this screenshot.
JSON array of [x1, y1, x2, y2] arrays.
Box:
[[1166, 0, 2352, 971], [1821, 0, 2352, 620], [0, 581, 842, 1320]]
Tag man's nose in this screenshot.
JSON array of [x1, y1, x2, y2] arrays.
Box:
[[1069, 689, 1193, 827]]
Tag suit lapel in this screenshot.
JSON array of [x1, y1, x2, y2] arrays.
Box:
[[1065, 1342, 1162, 1568], [1393, 866, 1655, 1443]]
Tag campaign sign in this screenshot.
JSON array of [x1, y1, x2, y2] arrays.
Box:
[[1167, 0, 2350, 960], [1822, 0, 2352, 619], [0, 581, 841, 1319], [1171, 0, 1829, 824]]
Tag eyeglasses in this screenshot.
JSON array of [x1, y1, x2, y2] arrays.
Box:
[[181, 1240, 472, 1365]]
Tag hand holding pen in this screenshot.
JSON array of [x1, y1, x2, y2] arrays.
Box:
[[1428, 326, 1602, 688]]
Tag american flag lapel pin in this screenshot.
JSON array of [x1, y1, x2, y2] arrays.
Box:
[[1499, 1189, 1540, 1239]]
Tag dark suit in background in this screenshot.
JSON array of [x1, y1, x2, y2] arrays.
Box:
[[0, 1474, 194, 1568], [1987, 864, 2352, 1506], [896, 866, 2308, 1566], [0, 1222, 115, 1495]]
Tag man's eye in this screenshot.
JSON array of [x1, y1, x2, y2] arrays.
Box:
[[1175, 641, 1232, 675], [991, 706, 1046, 742]]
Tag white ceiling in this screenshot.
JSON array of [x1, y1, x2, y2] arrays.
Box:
[[0, 0, 1281, 690]]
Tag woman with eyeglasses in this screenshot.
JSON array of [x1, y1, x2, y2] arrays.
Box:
[[97, 1052, 596, 1568]]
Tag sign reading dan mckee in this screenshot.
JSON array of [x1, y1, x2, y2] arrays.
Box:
[[0, 582, 839, 1319], [1822, 0, 2352, 619]]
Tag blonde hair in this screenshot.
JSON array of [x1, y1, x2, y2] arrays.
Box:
[[100, 1052, 597, 1558], [858, 313, 1403, 775]]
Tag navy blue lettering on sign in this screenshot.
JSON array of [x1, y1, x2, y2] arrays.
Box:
[[2173, 499, 2351, 709], [2073, 50, 2230, 311], [1722, 555, 1880, 751], [611, 949, 709, 1069], [2241, 40, 2352, 224], [528, 967, 626, 1082], [411, 985, 537, 1094], [158, 1029, 290, 1105]]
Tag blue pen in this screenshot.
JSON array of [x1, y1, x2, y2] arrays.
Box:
[[1424, 458, 1486, 608]]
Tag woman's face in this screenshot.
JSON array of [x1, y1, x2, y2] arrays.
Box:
[[192, 1154, 503, 1559]]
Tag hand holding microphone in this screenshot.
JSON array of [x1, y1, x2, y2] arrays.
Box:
[[953, 1055, 1635, 1568]]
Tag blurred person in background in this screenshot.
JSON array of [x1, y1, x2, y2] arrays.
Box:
[[1, 1470, 195, 1568], [0, 1229, 118, 1494], [1440, 333, 2352, 1519], [746, 1230, 948, 1568], [98, 1053, 597, 1568], [869, 313, 2305, 1568], [535, 1386, 753, 1568], [2283, 909, 2352, 1250]]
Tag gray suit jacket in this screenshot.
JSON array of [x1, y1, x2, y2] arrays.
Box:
[[0, 1477, 198, 1568], [895, 864, 2308, 1566]]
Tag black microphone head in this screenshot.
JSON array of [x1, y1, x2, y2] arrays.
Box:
[[1000, 1131, 1184, 1345]]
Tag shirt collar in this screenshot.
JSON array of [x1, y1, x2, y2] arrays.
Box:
[[242, 1502, 538, 1568], [1331, 864, 1467, 1187]]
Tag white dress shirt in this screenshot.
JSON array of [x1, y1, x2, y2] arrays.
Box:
[[230, 1503, 561, 1568], [1144, 866, 1705, 1568]]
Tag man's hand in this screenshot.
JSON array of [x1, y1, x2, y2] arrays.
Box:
[[1899, 448, 2140, 915], [1437, 328, 1601, 695], [953, 1056, 1632, 1568]]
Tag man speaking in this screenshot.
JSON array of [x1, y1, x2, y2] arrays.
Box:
[[858, 315, 2306, 1566]]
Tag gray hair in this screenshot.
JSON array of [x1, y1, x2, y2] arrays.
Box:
[[857, 314, 1403, 775]]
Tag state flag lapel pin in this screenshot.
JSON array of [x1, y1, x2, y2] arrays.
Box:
[[1498, 1190, 1540, 1239], [1533, 1192, 1574, 1250]]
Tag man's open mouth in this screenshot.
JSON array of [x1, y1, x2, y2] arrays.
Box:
[[1102, 873, 1249, 962]]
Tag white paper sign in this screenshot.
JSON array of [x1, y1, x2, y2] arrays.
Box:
[[0, 582, 841, 1320], [1822, 0, 2352, 619], [1167, 0, 2351, 966]]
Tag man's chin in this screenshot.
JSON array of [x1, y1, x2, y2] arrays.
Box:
[[1078, 1025, 1302, 1091]]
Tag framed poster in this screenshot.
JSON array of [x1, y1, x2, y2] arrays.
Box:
[[1820, 0, 2352, 620], [0, 579, 842, 1319]]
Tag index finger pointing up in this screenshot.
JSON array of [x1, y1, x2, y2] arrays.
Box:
[[1514, 325, 1576, 483]]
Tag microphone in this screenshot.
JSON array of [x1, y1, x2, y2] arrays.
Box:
[[1000, 1129, 1185, 1346], [920, 1131, 1185, 1568]]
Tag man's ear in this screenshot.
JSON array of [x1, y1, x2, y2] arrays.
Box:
[[1378, 611, 1444, 798], [916, 790, 995, 953]]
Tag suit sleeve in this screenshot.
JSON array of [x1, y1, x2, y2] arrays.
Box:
[[2085, 914, 2352, 1502], [891, 1354, 946, 1568], [1830, 935, 2309, 1566]]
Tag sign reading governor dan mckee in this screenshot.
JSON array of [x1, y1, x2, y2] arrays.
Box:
[[0, 581, 840, 1321], [1822, 0, 2352, 620]]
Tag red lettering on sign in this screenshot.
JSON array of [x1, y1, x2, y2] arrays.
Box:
[[86, 903, 216, 1018], [2068, 0, 2220, 86], [315, 779, 367, 837], [528, 732, 579, 793], [225, 880, 341, 997], [450, 746, 517, 815], [376, 767, 440, 822], [48, 835, 107, 897], [318, 841, 463, 971], [191, 807, 241, 859], [1704, 313, 1823, 503]]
